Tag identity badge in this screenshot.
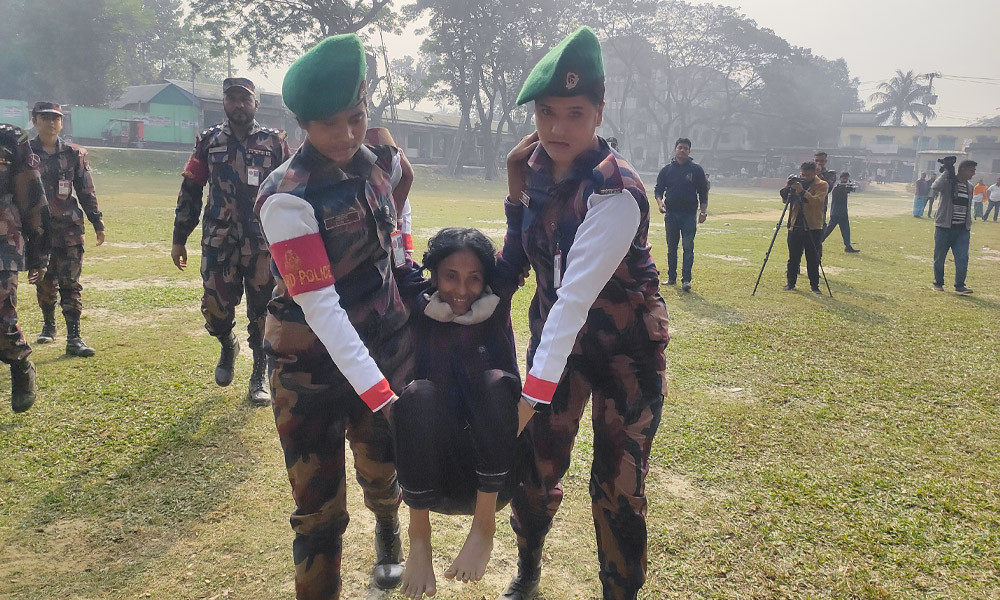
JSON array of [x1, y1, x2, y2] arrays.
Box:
[[58, 179, 72, 197], [247, 167, 261, 187], [390, 231, 406, 268]]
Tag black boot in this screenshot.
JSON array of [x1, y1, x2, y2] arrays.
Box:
[[36, 305, 56, 344], [10, 358, 37, 413], [214, 331, 239, 387], [499, 543, 543, 600], [371, 516, 404, 590], [246, 348, 270, 406], [65, 316, 95, 357]]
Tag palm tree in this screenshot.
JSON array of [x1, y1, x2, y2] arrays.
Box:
[[868, 70, 936, 126]]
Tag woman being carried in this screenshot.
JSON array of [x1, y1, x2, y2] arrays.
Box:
[[391, 227, 522, 599]]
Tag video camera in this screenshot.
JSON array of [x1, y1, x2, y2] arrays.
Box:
[[786, 175, 809, 188], [835, 180, 859, 192], [938, 155, 957, 181]]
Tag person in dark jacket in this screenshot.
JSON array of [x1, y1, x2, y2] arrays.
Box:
[[391, 227, 521, 599], [654, 138, 708, 291], [823, 172, 859, 253]]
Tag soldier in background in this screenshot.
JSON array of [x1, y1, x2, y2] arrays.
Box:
[[0, 123, 49, 412], [171, 77, 290, 406], [29, 102, 104, 357]]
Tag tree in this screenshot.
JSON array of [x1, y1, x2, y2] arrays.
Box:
[[750, 51, 861, 148], [410, 0, 567, 178], [868, 69, 936, 126], [187, 0, 392, 69]]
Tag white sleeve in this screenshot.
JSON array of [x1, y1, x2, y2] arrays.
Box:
[[259, 193, 395, 411], [389, 150, 403, 188], [522, 192, 641, 405]]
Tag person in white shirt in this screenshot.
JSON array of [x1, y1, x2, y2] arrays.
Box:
[[984, 177, 1000, 222]]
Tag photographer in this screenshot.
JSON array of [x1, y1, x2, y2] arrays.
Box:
[[780, 161, 828, 294], [823, 172, 859, 253], [930, 158, 976, 294]]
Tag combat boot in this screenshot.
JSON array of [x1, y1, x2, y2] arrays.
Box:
[[214, 331, 239, 387], [498, 543, 543, 600], [36, 305, 56, 344], [371, 516, 404, 590], [246, 348, 270, 406], [65, 316, 95, 357], [10, 358, 37, 413]]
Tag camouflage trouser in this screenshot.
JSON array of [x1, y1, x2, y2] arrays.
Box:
[[511, 294, 669, 600], [36, 244, 83, 317], [0, 271, 31, 365], [200, 242, 273, 349], [266, 312, 413, 600]]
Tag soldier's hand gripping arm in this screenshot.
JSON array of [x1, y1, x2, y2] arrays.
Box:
[[259, 192, 399, 412]]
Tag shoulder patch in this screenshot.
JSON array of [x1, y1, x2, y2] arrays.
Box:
[[70, 143, 88, 156]]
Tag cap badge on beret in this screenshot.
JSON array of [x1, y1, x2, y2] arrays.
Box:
[[516, 26, 605, 105], [358, 78, 367, 102]]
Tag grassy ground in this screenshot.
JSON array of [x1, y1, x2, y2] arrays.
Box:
[[1, 154, 999, 599]]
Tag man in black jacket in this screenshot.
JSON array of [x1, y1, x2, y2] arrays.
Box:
[[823, 172, 860, 253], [654, 138, 709, 291]]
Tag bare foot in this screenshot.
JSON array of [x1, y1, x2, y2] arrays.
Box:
[[443, 524, 495, 583], [401, 535, 436, 599]]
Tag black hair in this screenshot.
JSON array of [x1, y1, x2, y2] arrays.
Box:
[[423, 227, 497, 281], [840, 171, 850, 178], [800, 161, 817, 171], [814, 151, 828, 158], [959, 159, 977, 170], [675, 138, 692, 149]]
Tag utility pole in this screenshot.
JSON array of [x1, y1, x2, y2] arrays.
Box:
[[913, 72, 938, 178]]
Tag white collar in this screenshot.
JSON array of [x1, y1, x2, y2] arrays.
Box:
[[423, 288, 500, 325]]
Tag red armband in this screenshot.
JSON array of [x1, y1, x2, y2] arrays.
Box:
[[360, 378, 394, 411], [403, 233, 413, 251], [523, 374, 557, 405], [182, 156, 209, 186], [271, 233, 335, 296]]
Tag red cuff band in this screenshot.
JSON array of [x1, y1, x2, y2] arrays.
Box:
[[523, 374, 557, 404], [360, 378, 394, 411], [402, 233, 413, 251], [271, 234, 335, 296], [182, 157, 208, 186]]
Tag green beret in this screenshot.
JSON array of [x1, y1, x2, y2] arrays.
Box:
[[283, 34, 367, 121], [517, 26, 605, 106]]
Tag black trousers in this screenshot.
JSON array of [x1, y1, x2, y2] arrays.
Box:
[[823, 213, 851, 247], [391, 370, 521, 515], [787, 229, 823, 288]]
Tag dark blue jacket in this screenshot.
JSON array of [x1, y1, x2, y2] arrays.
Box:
[[654, 158, 708, 213]]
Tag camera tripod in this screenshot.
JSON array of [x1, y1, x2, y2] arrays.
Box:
[[752, 193, 833, 297]]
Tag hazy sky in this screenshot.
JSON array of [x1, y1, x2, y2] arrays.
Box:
[[241, 0, 1000, 126]]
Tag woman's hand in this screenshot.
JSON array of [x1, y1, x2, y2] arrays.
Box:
[[517, 396, 536, 435], [506, 131, 539, 202]]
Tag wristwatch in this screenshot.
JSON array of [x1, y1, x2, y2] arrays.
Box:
[[700, 211, 708, 216]]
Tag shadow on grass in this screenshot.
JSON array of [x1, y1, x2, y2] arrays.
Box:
[[13, 393, 261, 596], [668, 288, 745, 324], [804, 290, 891, 324]]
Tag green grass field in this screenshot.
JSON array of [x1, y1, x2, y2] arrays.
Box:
[[1, 151, 998, 599]]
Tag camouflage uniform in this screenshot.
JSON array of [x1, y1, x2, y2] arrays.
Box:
[[173, 120, 290, 350], [255, 141, 411, 600], [501, 140, 669, 600], [29, 136, 101, 319], [0, 124, 49, 412]]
